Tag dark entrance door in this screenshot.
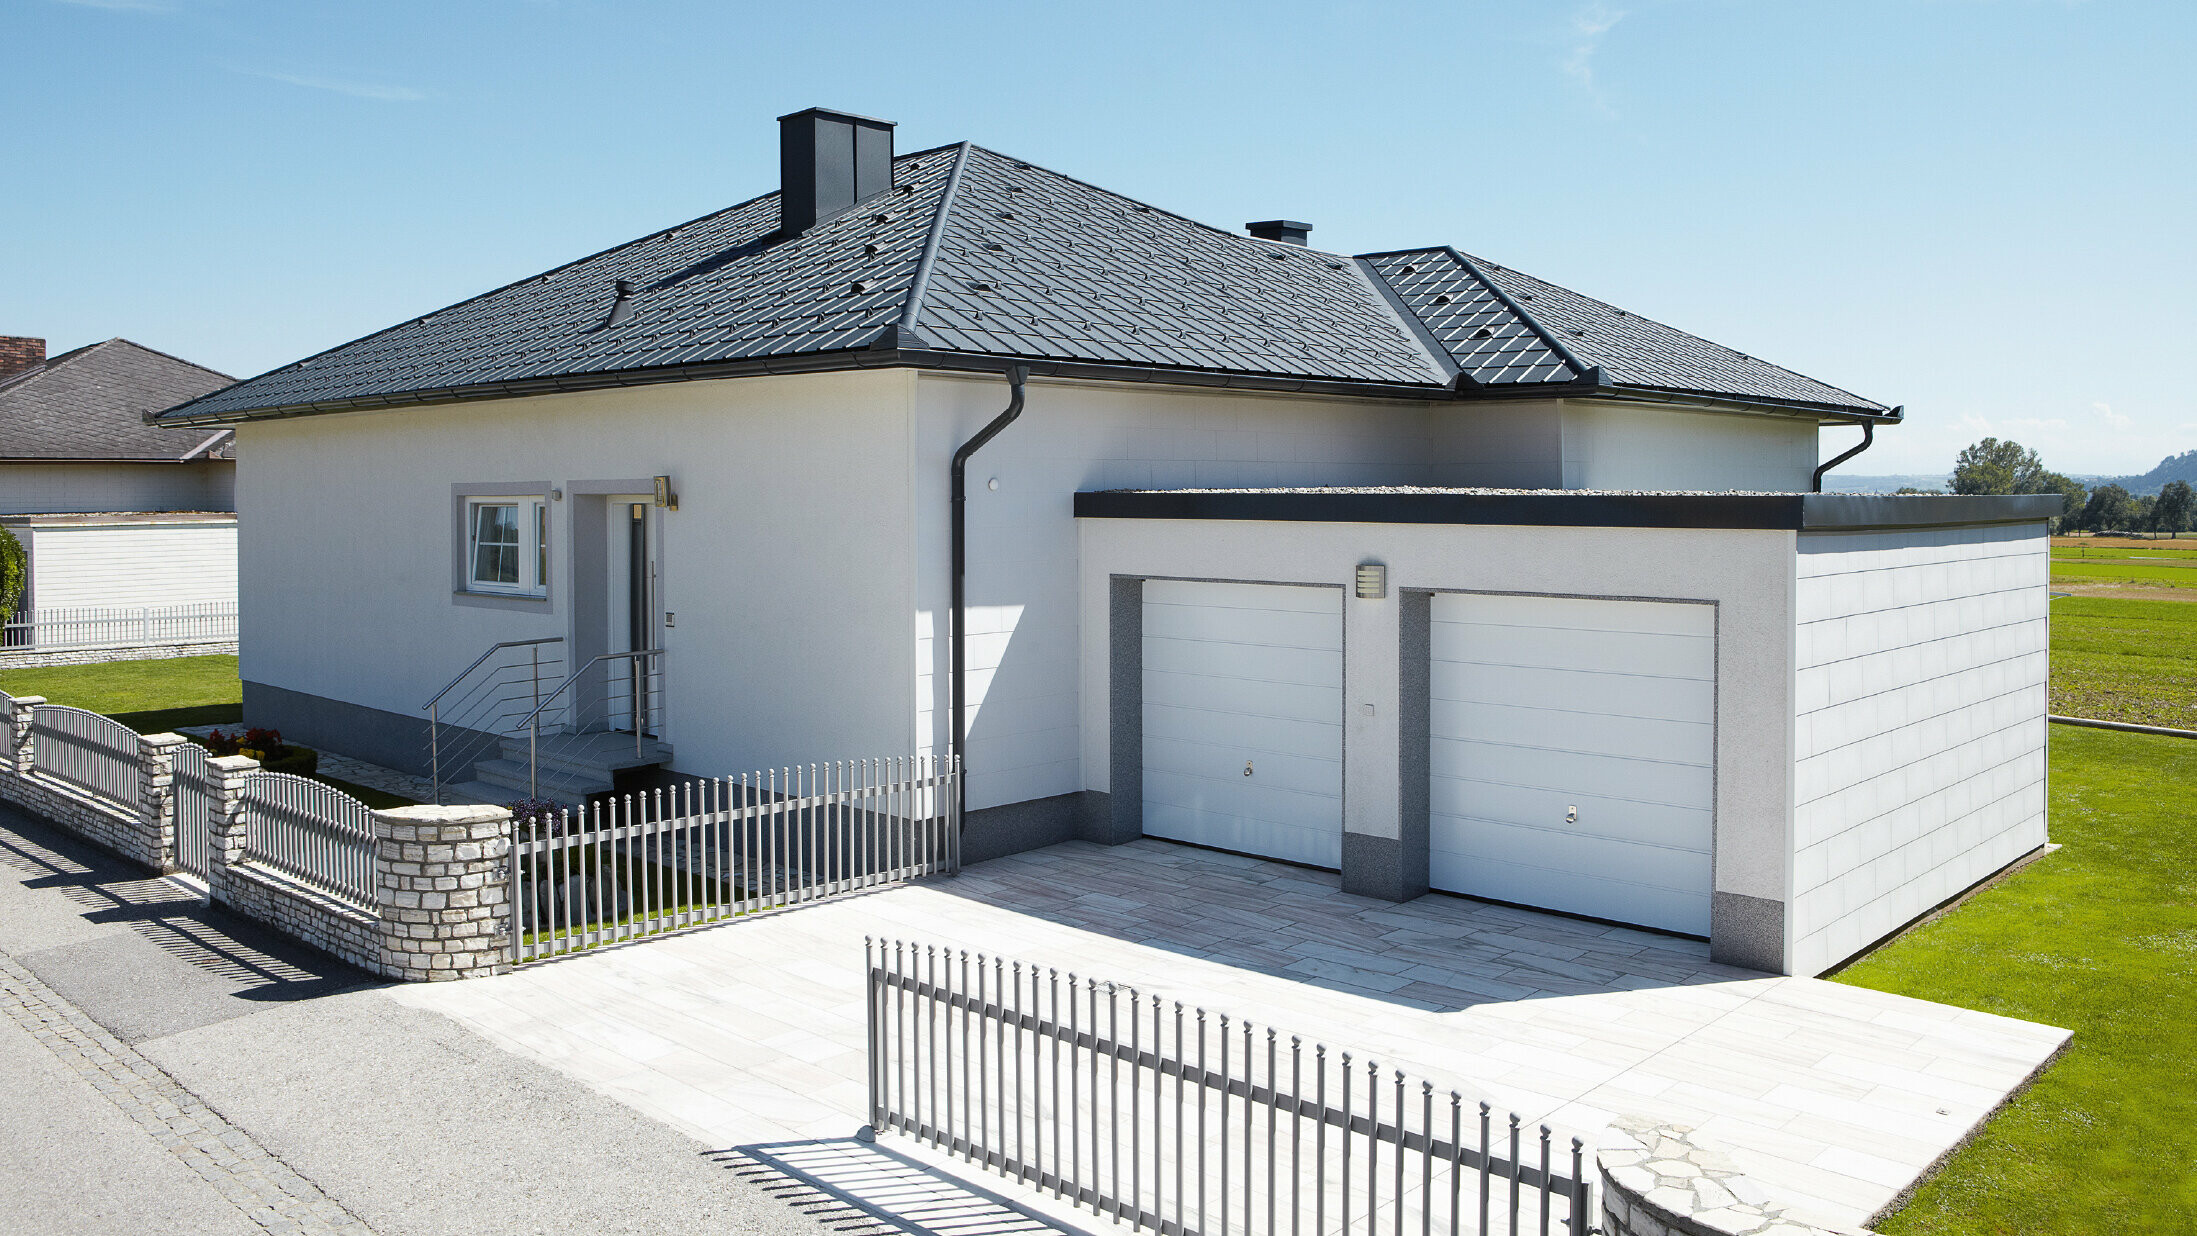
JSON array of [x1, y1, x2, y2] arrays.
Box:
[[627, 502, 653, 735]]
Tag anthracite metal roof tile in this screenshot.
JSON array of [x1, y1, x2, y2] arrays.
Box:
[[164, 139, 1886, 422]]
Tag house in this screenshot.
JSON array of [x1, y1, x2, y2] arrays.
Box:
[[1, 336, 240, 662], [154, 108, 2053, 976]]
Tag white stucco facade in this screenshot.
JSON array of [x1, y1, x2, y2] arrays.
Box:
[[1073, 516, 1800, 925], [0, 460, 233, 516], [235, 369, 920, 778]]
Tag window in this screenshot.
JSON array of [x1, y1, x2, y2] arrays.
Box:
[[465, 498, 548, 596]]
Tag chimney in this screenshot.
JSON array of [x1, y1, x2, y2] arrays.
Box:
[[1247, 220, 1312, 246], [778, 107, 897, 236], [0, 336, 45, 380]]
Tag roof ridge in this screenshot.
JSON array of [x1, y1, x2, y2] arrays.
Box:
[[959, 143, 1364, 261], [1460, 251, 1882, 409], [895, 141, 973, 347], [1444, 248, 1590, 382], [101, 337, 236, 384]]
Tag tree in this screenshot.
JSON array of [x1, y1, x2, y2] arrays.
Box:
[[0, 526, 23, 619], [1952, 438, 2047, 495], [2080, 484, 2138, 532], [2037, 471, 2088, 531], [2152, 480, 2195, 534]]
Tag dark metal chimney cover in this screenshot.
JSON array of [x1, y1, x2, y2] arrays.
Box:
[[1246, 220, 1312, 246], [779, 107, 897, 236]]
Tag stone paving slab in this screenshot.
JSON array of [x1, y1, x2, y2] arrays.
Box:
[[396, 839, 2070, 1231]]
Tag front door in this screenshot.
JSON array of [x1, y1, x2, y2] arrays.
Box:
[[623, 502, 653, 735]]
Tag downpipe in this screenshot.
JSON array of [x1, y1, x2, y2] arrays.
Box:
[[950, 365, 1031, 830], [1812, 420, 1875, 492]]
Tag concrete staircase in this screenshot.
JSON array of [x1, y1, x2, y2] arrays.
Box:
[[442, 729, 673, 809]]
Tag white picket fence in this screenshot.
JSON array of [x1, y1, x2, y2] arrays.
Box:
[[2, 602, 237, 653], [511, 755, 960, 963]]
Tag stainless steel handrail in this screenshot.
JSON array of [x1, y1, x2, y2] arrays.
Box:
[[510, 649, 665, 797], [423, 637, 565, 711], [426, 637, 566, 805]]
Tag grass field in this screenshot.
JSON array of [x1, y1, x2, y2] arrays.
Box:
[[0, 654, 242, 733], [0, 655, 420, 805], [2049, 596, 2197, 728], [1836, 726, 2197, 1232]]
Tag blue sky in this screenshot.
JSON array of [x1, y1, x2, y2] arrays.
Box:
[[6, 0, 2192, 476]]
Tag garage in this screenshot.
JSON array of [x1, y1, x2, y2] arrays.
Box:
[[1141, 580, 1344, 867], [1428, 592, 1715, 934]]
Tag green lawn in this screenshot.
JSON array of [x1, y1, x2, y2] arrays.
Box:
[[2049, 597, 2197, 729], [2049, 545, 2197, 561], [0, 655, 418, 806], [1834, 726, 2197, 1232], [0, 653, 242, 733]]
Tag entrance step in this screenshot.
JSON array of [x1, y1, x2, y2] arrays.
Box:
[[468, 758, 609, 805], [497, 732, 673, 780]]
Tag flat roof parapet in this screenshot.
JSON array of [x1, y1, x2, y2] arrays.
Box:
[[1072, 488, 2062, 531]]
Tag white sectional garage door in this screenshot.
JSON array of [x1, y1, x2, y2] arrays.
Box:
[[1428, 593, 1715, 934], [1142, 581, 1343, 868]]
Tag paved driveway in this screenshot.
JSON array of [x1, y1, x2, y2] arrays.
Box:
[[397, 839, 2068, 1230]]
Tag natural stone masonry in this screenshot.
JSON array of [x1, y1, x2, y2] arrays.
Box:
[[1599, 1117, 1876, 1236], [374, 804, 511, 981], [3, 694, 516, 984], [0, 951, 376, 1236], [0, 637, 238, 669]]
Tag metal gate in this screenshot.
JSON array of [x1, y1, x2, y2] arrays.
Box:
[[172, 741, 217, 882], [866, 939, 1592, 1236]]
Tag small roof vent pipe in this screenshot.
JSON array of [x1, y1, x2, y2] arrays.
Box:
[[779, 107, 897, 236], [601, 278, 639, 329], [1247, 219, 1312, 246]]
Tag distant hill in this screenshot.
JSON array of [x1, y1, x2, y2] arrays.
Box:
[[2119, 450, 2197, 495], [1819, 474, 1951, 494]]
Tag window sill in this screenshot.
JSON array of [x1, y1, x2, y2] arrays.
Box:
[[453, 589, 552, 613]]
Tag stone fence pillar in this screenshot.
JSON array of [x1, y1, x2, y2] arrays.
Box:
[[7, 695, 44, 775], [136, 732, 186, 872], [204, 754, 260, 903], [372, 804, 512, 981]]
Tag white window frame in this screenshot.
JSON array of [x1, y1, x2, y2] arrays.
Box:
[[463, 496, 548, 597]]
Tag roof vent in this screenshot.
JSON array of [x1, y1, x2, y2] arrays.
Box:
[[778, 107, 896, 236], [1246, 220, 1311, 246], [603, 279, 638, 328]]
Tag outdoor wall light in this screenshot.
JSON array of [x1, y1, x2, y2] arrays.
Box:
[[653, 475, 678, 510], [1355, 561, 1387, 600]]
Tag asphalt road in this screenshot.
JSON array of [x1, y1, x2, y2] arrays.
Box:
[[0, 800, 845, 1236]]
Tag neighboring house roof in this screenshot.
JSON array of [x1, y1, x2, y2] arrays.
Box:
[[159, 143, 1892, 426], [0, 339, 235, 461]]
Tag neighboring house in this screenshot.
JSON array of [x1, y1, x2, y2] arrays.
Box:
[[155, 108, 2053, 977], [1, 337, 240, 662]]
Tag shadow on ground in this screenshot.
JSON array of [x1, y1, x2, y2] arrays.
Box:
[[0, 805, 375, 1005], [709, 1138, 1101, 1236]]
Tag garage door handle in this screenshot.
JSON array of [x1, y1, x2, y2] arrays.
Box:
[[1244, 761, 1254, 777]]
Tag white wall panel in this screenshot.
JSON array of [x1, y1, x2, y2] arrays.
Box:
[[1789, 522, 2050, 975], [1141, 580, 1343, 867], [1429, 593, 1716, 934], [25, 519, 237, 609]]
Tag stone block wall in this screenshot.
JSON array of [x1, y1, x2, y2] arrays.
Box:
[[0, 695, 179, 871], [0, 638, 238, 670], [1, 693, 512, 983]]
